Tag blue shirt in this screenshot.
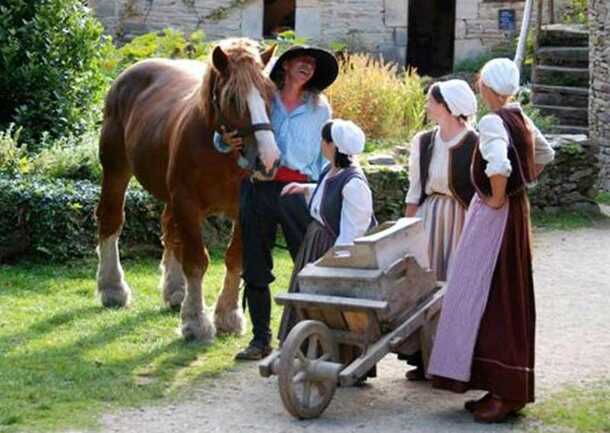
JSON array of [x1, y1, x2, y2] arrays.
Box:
[[213, 91, 331, 181]]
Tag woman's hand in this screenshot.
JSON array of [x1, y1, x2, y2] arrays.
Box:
[[405, 204, 418, 218], [281, 182, 306, 196], [220, 126, 243, 152]]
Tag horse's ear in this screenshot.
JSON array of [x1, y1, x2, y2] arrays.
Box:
[[260, 44, 277, 67], [212, 45, 229, 74]]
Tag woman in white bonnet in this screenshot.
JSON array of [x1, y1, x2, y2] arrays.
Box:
[[403, 79, 479, 381], [278, 119, 376, 343], [427, 58, 555, 423]]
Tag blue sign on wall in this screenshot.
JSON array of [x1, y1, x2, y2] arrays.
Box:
[[499, 9, 517, 31]]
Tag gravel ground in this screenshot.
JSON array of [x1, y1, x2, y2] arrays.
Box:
[[92, 224, 610, 433]]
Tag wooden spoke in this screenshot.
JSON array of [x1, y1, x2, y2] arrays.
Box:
[[302, 380, 312, 407], [307, 334, 318, 359]]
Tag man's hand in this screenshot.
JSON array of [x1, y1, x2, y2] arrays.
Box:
[[281, 182, 307, 196], [221, 126, 243, 152]]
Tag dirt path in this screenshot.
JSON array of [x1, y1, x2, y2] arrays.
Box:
[[94, 224, 610, 433]]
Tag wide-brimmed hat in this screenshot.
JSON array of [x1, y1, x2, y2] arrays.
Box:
[[269, 46, 339, 92]]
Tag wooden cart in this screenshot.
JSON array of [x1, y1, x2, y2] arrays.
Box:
[[259, 218, 444, 419]]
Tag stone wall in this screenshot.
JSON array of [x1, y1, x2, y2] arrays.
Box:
[[365, 134, 601, 221], [89, 0, 526, 66], [589, 0, 610, 191]]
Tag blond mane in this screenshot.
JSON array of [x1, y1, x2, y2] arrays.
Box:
[[200, 38, 275, 124]]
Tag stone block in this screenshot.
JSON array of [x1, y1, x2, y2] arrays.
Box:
[[384, 0, 408, 27], [241, 0, 263, 39], [296, 6, 322, 41], [393, 27, 407, 46], [456, 0, 479, 20]]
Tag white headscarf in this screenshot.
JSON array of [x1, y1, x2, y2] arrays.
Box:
[[330, 119, 366, 155], [480, 58, 520, 96], [438, 79, 478, 118]]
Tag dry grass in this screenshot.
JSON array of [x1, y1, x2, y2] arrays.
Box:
[[327, 54, 426, 142]]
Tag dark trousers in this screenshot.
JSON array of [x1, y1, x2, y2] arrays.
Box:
[[240, 178, 311, 347]]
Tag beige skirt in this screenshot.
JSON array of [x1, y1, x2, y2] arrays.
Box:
[[417, 194, 467, 281]]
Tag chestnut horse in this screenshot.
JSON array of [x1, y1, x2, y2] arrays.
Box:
[[95, 38, 279, 342]]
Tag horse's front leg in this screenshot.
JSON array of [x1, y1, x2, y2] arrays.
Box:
[[160, 205, 186, 310], [214, 219, 245, 336], [173, 199, 216, 342]]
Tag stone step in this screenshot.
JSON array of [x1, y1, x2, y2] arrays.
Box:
[[535, 65, 589, 87], [549, 125, 589, 135], [533, 104, 589, 127], [531, 84, 589, 108], [539, 24, 589, 47], [536, 46, 589, 67]]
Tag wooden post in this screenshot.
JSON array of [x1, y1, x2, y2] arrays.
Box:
[[514, 0, 535, 73], [548, 0, 555, 24]]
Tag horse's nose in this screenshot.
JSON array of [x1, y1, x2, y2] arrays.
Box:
[[255, 130, 280, 173]]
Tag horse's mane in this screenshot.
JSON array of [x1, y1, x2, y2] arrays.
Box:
[[200, 38, 275, 126]]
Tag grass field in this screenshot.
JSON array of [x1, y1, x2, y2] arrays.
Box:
[[0, 249, 293, 433]]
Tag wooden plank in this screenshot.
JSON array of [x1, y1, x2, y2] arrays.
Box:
[[343, 311, 370, 334], [338, 287, 445, 386], [275, 293, 389, 313], [321, 309, 348, 331], [305, 307, 325, 323]]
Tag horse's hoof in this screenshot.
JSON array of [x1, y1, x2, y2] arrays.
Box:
[[163, 290, 184, 312], [215, 307, 246, 336], [181, 313, 216, 343], [98, 282, 131, 308]]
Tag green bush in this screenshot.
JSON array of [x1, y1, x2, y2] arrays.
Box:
[[0, 125, 102, 182], [561, 0, 588, 25], [0, 0, 110, 147], [0, 175, 163, 261], [102, 28, 210, 79]]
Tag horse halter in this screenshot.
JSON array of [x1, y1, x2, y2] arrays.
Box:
[[211, 81, 278, 178], [211, 82, 273, 139]]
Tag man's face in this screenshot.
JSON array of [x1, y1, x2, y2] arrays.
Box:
[[282, 55, 317, 88]]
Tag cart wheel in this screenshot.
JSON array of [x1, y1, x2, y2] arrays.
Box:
[[278, 320, 339, 419]]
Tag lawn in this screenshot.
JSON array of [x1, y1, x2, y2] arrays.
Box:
[[526, 381, 610, 433], [0, 249, 293, 433]]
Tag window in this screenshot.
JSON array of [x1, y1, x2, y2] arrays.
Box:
[[263, 0, 296, 38]]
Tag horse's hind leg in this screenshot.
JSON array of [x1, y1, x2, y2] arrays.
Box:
[[173, 197, 216, 342], [95, 120, 132, 308], [214, 218, 245, 335], [160, 205, 186, 310]]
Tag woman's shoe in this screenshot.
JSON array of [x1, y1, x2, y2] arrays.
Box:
[[473, 396, 525, 423], [464, 392, 492, 413]]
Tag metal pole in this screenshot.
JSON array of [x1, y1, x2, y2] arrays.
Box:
[[514, 0, 535, 73]]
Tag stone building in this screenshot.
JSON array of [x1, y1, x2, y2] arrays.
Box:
[[590, 0, 610, 191], [90, 0, 531, 76]]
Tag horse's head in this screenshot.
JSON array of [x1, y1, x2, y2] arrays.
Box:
[[202, 38, 280, 177]]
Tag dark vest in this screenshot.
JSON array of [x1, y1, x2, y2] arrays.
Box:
[[471, 108, 536, 198], [418, 129, 478, 209], [310, 165, 377, 238]]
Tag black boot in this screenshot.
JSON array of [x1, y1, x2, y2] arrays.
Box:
[[235, 285, 273, 361]]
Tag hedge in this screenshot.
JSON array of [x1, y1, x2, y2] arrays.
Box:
[[0, 169, 409, 262]]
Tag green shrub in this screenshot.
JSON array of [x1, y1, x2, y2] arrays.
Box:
[[102, 28, 210, 79], [31, 131, 102, 182], [0, 175, 163, 261], [0, 125, 102, 182], [0, 0, 110, 147], [0, 125, 28, 176], [561, 0, 588, 25]]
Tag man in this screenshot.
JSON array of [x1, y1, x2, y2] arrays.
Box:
[[214, 46, 339, 360]]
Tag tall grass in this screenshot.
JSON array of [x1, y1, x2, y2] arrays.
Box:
[[326, 54, 426, 142]]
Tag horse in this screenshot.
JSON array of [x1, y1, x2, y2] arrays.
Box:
[[95, 38, 280, 342]]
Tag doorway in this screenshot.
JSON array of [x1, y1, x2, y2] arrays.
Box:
[[263, 0, 296, 38], [407, 0, 456, 76]]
